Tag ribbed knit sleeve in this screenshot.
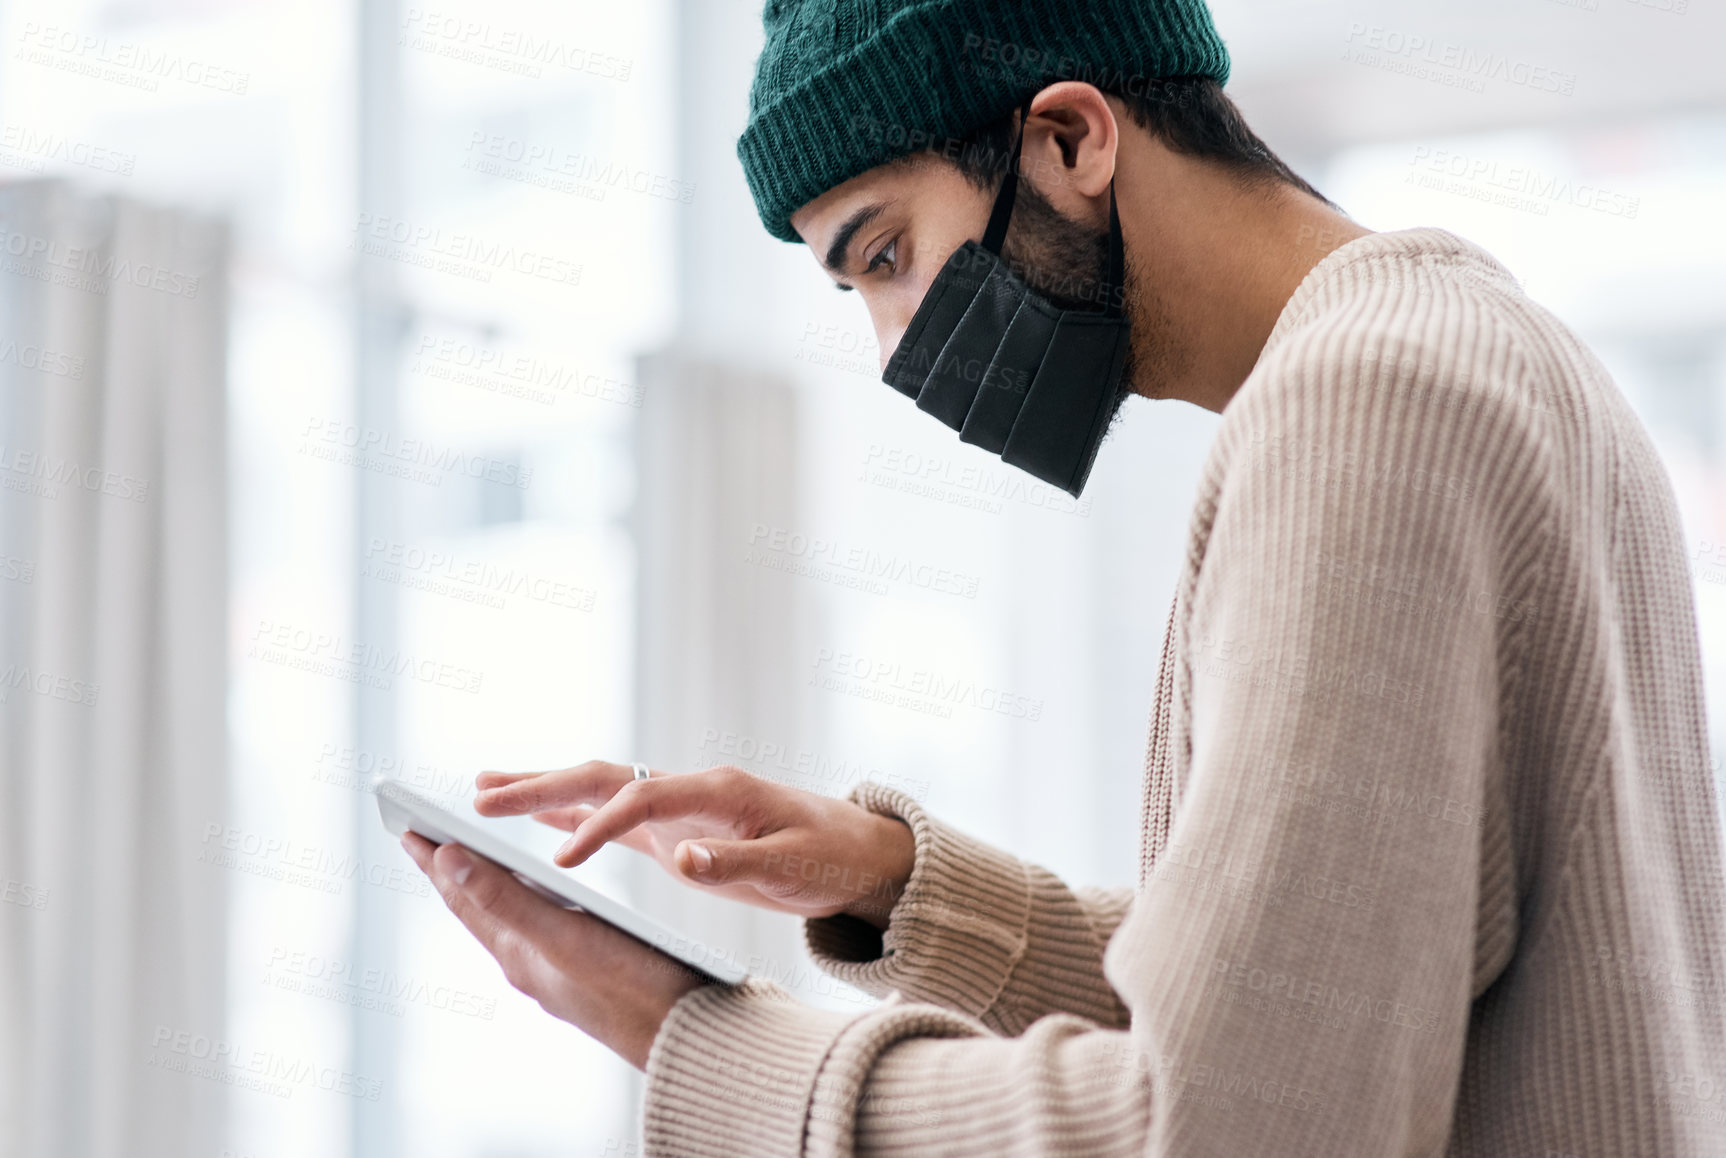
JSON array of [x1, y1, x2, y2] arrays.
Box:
[[641, 979, 992, 1157], [639, 238, 1554, 1155], [801, 782, 1132, 1033]]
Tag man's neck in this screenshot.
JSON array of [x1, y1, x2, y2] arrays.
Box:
[[1115, 143, 1373, 414]]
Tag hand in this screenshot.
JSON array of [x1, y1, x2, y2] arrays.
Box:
[[473, 762, 916, 930], [399, 831, 704, 1070]]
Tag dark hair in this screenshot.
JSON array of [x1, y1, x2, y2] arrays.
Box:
[[944, 76, 1332, 206]]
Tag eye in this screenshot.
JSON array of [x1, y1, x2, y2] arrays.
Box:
[[865, 237, 898, 276]]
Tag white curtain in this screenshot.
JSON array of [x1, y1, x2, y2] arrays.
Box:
[[0, 179, 228, 1158], [630, 350, 813, 965]]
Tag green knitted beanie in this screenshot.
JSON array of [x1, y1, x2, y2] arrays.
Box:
[[737, 0, 1231, 242]]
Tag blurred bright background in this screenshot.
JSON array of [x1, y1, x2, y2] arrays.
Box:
[[0, 1, 1721, 1156]]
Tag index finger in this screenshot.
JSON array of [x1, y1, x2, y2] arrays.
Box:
[[474, 760, 633, 817], [553, 768, 757, 867]]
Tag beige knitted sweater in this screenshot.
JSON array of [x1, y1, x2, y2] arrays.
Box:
[[642, 228, 1726, 1156]]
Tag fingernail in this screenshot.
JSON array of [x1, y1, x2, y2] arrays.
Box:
[[688, 844, 713, 875], [444, 847, 473, 886], [555, 837, 577, 861]]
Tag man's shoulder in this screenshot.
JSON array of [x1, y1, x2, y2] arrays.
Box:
[[1196, 230, 1604, 532], [1225, 228, 1594, 448]]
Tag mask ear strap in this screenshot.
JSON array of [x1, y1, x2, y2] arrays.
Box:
[[982, 100, 1129, 319], [981, 96, 1034, 255], [1104, 180, 1126, 319]]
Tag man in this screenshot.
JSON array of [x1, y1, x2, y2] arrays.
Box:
[[401, 1, 1726, 1154]]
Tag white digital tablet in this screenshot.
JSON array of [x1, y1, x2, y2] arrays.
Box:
[[374, 776, 748, 986]]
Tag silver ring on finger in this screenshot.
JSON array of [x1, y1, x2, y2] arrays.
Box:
[[631, 762, 651, 782]]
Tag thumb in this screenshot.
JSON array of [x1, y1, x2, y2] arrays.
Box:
[[674, 834, 796, 886]]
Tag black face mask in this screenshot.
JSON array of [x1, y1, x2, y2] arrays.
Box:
[[881, 102, 1130, 499]]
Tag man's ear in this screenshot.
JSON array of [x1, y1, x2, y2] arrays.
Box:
[[1020, 81, 1120, 218]]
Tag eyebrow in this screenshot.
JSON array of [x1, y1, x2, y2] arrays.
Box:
[[823, 202, 889, 279]]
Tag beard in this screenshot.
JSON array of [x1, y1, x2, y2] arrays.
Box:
[[997, 179, 1182, 433]]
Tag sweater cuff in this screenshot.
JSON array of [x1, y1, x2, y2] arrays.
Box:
[[803, 782, 1033, 1020], [642, 978, 860, 1158]]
